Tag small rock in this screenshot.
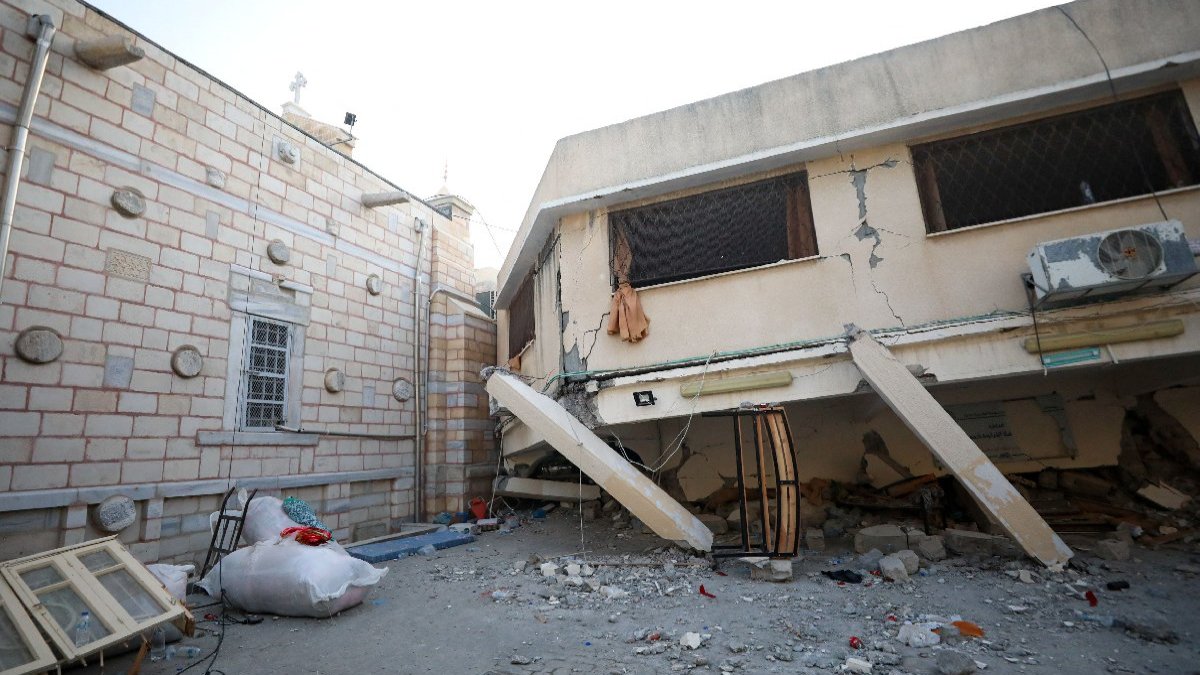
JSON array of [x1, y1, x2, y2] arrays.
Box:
[[858, 548, 884, 571], [540, 562, 560, 577], [513, 561, 527, 574], [510, 655, 533, 665], [681, 632, 703, 650], [727, 641, 749, 654], [879, 554, 909, 582], [895, 549, 919, 575], [804, 528, 826, 552], [844, 656, 873, 673], [1095, 539, 1130, 561], [1017, 570, 1037, 584], [565, 563, 582, 577], [698, 514, 730, 535], [936, 650, 977, 675], [601, 586, 629, 599], [750, 559, 793, 582]]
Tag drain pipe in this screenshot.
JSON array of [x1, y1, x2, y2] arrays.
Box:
[[0, 15, 56, 301], [412, 217, 429, 522]]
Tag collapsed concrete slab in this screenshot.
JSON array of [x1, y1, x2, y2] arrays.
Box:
[[494, 476, 602, 502], [486, 371, 714, 551], [847, 329, 1073, 568]]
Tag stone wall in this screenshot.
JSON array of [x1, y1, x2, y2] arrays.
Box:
[[0, 0, 495, 561]]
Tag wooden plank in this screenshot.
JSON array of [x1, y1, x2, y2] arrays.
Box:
[[753, 417, 773, 551], [766, 413, 797, 555], [486, 372, 713, 551], [848, 330, 1073, 567]]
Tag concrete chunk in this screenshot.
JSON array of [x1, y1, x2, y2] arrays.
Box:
[[854, 524, 906, 553], [943, 528, 998, 557], [895, 549, 920, 575], [915, 536, 946, 561], [879, 554, 909, 581], [750, 559, 793, 582], [1096, 538, 1130, 561]]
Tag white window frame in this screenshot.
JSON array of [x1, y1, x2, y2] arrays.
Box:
[[0, 537, 188, 665], [238, 316, 294, 431], [0, 576, 56, 675]]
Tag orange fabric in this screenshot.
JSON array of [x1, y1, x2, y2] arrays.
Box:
[[607, 224, 650, 343], [607, 283, 649, 343]]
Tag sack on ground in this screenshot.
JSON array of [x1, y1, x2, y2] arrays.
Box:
[[196, 538, 386, 617]]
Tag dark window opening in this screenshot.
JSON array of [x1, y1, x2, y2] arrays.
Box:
[[507, 275, 535, 360], [609, 172, 817, 288], [913, 90, 1200, 232]]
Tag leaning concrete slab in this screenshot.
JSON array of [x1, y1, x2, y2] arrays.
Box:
[[486, 371, 713, 551], [495, 476, 602, 502], [847, 329, 1073, 567]]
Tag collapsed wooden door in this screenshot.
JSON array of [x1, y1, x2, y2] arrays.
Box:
[[704, 406, 801, 559]]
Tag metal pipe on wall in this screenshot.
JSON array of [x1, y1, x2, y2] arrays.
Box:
[[0, 15, 56, 301], [411, 218, 429, 522]]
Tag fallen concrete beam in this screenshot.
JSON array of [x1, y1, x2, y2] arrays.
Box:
[[494, 476, 602, 502], [486, 371, 713, 551], [847, 329, 1073, 567]]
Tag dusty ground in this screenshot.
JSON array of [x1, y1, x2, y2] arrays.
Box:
[[78, 511, 1200, 675]]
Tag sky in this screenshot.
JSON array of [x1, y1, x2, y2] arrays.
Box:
[[91, 0, 1061, 269]]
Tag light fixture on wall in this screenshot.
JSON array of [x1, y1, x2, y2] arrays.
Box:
[[633, 390, 657, 407]]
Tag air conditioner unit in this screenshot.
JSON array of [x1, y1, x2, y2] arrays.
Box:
[[1027, 220, 1197, 306]]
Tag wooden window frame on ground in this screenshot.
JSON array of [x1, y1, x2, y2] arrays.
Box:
[[0, 537, 188, 668], [0, 577, 55, 675]]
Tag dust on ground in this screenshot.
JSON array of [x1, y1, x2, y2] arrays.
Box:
[[77, 512, 1199, 675]]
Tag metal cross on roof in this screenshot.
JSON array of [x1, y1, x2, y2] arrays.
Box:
[[289, 72, 307, 105]]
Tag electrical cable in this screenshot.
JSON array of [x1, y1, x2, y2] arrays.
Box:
[[1055, 5, 1170, 222]]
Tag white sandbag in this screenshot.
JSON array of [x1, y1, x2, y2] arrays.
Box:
[[146, 563, 192, 601], [241, 496, 302, 544], [196, 538, 386, 617]]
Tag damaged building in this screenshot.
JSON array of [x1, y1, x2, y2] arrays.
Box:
[[0, 0, 498, 562], [489, 0, 1200, 563]]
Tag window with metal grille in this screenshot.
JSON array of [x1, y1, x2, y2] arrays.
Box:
[[240, 318, 291, 430], [508, 275, 535, 360], [913, 90, 1200, 232], [609, 172, 817, 288]]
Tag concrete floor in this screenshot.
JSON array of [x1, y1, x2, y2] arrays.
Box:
[[74, 512, 1200, 675]]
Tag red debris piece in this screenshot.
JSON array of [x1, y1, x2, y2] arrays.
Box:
[[699, 584, 717, 599], [715, 570, 728, 577], [1086, 590, 1098, 607], [849, 636, 863, 649], [885, 614, 898, 622]]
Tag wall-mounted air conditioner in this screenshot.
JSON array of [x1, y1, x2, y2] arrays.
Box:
[[1027, 220, 1197, 306]]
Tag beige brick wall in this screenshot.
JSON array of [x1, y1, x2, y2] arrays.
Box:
[[0, 0, 495, 561]]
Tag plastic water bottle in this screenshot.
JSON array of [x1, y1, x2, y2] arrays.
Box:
[[150, 625, 166, 661], [73, 611, 91, 647]]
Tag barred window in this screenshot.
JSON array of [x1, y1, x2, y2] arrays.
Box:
[[609, 172, 817, 288], [913, 90, 1200, 232], [508, 275, 535, 360], [240, 317, 291, 430]]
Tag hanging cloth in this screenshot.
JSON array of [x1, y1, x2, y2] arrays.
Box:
[[607, 225, 650, 343]]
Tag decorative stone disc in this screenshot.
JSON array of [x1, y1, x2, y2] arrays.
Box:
[[324, 368, 345, 393], [110, 188, 146, 218], [14, 326, 62, 364], [392, 378, 413, 402], [366, 274, 383, 296], [93, 495, 136, 533], [266, 239, 291, 265], [171, 345, 204, 378]]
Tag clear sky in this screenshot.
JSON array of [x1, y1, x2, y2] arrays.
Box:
[[91, 0, 1061, 269]]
